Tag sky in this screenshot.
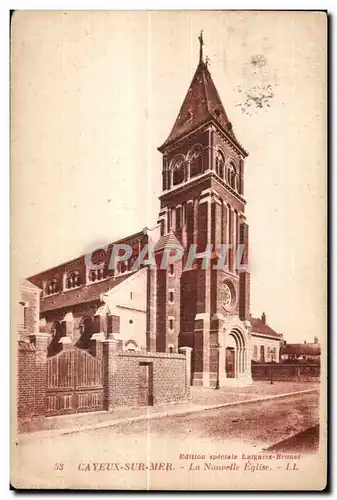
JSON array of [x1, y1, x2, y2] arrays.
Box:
[[11, 11, 327, 343]]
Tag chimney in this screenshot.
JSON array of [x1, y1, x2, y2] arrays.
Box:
[[304, 340, 307, 344], [261, 312, 266, 324]]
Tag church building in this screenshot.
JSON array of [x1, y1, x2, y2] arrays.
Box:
[[27, 33, 282, 389]]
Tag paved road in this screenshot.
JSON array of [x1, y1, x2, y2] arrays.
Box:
[[13, 391, 319, 489]]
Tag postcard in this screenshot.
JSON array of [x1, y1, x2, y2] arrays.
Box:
[[11, 10, 327, 490]]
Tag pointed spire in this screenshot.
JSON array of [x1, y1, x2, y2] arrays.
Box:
[[158, 31, 247, 156], [198, 30, 204, 64]]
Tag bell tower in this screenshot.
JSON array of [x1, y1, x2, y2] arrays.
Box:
[[157, 32, 252, 387]]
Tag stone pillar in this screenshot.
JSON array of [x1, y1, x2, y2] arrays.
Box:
[[102, 339, 119, 411], [179, 346, 193, 398], [28, 333, 49, 417]]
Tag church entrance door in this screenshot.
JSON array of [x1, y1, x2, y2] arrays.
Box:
[[225, 347, 236, 378]]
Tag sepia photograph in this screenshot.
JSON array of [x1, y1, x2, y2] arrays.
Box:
[[10, 10, 327, 490]]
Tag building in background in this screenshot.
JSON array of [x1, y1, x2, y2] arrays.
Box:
[[280, 339, 321, 362], [250, 312, 283, 363]]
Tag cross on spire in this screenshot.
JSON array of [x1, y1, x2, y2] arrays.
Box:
[[198, 30, 204, 63]]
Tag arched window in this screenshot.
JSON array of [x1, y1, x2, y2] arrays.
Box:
[[172, 159, 185, 186], [228, 162, 237, 190], [45, 278, 60, 295], [66, 271, 81, 289], [89, 267, 105, 283], [215, 150, 225, 179], [190, 151, 203, 178]]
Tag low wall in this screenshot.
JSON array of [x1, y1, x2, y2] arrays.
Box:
[[252, 363, 320, 381], [112, 351, 189, 407], [17, 334, 191, 425]]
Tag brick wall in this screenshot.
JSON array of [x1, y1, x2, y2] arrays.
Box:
[[17, 341, 36, 418], [156, 270, 167, 352], [18, 340, 190, 422], [111, 351, 188, 407], [180, 270, 197, 336]]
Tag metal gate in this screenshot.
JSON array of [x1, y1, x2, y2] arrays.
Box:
[[46, 347, 103, 416]]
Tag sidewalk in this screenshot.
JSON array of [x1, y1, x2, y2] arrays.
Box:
[[18, 380, 319, 440]]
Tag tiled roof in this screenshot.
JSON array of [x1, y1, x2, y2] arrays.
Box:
[[281, 343, 321, 356], [40, 273, 136, 313], [159, 61, 243, 151], [154, 231, 183, 253], [28, 229, 146, 282], [250, 317, 282, 339]]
